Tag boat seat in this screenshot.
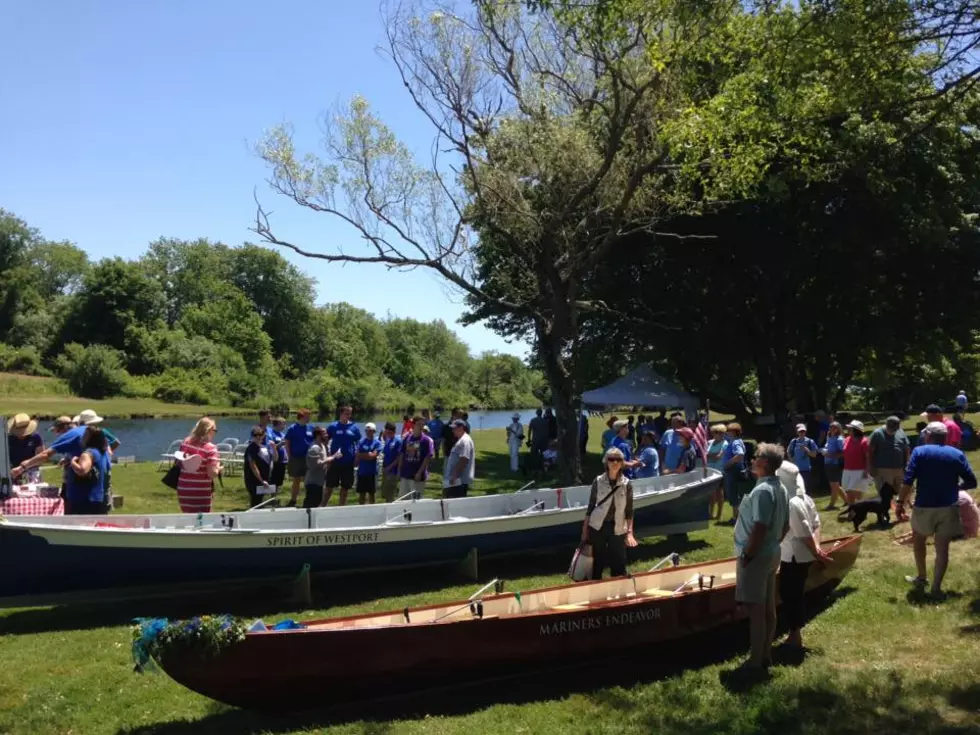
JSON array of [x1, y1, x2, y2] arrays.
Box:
[[721, 573, 736, 581], [641, 589, 674, 598], [551, 603, 588, 611]]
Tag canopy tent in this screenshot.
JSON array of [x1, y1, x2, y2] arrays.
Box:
[[580, 365, 700, 412]]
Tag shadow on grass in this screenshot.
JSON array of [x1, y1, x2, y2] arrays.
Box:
[[114, 588, 861, 735], [0, 537, 712, 637]]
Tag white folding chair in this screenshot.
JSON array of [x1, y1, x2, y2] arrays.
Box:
[[158, 440, 182, 471]]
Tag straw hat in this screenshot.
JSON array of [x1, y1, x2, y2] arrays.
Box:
[[6, 413, 38, 438], [72, 409, 104, 426]]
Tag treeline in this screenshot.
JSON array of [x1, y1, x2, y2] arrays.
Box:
[[0, 211, 546, 411]]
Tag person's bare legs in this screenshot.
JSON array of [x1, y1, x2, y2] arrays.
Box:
[[747, 603, 767, 668], [763, 570, 778, 666], [320, 487, 335, 507], [932, 534, 951, 596], [339, 487, 349, 506], [289, 476, 302, 504], [828, 482, 842, 508], [913, 531, 929, 581], [358, 493, 367, 506]]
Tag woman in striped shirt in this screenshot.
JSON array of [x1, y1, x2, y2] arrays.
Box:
[[176, 417, 222, 513]]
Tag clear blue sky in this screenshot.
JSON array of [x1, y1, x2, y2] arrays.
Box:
[[0, 0, 528, 358]]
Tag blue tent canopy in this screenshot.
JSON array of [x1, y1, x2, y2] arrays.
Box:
[[580, 365, 699, 411]]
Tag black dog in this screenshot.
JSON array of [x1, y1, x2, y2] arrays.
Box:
[[838, 483, 896, 532]]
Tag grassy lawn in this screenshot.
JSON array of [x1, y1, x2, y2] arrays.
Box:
[[0, 420, 978, 734], [0, 373, 253, 419]]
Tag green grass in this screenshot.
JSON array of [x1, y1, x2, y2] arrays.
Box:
[[0, 373, 254, 419], [1, 419, 979, 734]]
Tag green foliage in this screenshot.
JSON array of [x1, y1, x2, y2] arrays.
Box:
[[0, 343, 48, 376], [150, 368, 214, 405], [57, 343, 130, 399], [132, 615, 247, 673]]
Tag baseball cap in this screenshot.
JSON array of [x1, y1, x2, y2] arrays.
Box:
[[49, 415, 73, 431], [613, 419, 628, 430], [365, 422, 377, 431], [795, 424, 807, 432], [925, 421, 948, 435], [450, 419, 467, 429]]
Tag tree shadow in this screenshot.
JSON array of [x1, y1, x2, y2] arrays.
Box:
[[114, 587, 858, 735]]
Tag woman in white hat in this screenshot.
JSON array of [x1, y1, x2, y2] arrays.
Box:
[[505, 413, 524, 473], [7, 414, 43, 484], [841, 420, 870, 504]]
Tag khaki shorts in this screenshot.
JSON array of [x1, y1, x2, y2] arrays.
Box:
[[911, 506, 963, 538], [735, 553, 778, 605], [399, 477, 426, 500], [873, 468, 905, 494]]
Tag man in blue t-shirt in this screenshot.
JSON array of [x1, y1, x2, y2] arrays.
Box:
[[956, 391, 968, 412], [659, 414, 686, 470], [900, 421, 977, 598], [426, 413, 445, 459], [324, 405, 361, 506], [379, 422, 403, 503], [635, 431, 661, 479], [284, 409, 314, 507], [787, 424, 818, 494], [610, 420, 640, 478], [355, 422, 384, 505]]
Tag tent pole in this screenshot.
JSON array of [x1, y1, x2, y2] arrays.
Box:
[[703, 399, 710, 478]]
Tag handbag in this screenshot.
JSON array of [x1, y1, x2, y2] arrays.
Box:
[[568, 544, 594, 582], [161, 461, 181, 489]]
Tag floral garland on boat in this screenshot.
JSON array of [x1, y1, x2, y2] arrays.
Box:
[[132, 615, 247, 673]]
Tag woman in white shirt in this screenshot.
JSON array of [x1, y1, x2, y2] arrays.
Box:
[[776, 461, 833, 650]]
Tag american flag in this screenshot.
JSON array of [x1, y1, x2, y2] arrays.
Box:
[[692, 413, 709, 465]]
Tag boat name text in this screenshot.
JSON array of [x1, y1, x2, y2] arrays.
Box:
[[539, 607, 660, 636], [266, 532, 381, 547]]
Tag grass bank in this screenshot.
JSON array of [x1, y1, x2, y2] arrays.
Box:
[[0, 373, 255, 419], [1, 421, 978, 734]]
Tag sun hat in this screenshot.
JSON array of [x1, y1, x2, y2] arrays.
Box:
[[795, 423, 807, 432], [613, 419, 628, 430], [49, 416, 73, 432], [72, 409, 104, 426], [365, 422, 377, 431], [6, 414, 38, 438], [925, 421, 948, 435], [846, 419, 864, 431]]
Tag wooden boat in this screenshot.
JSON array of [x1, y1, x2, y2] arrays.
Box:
[[152, 535, 861, 710], [0, 470, 720, 603]]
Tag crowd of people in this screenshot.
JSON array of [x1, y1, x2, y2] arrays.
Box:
[[172, 407, 478, 513], [580, 399, 980, 678], [8, 409, 120, 515]]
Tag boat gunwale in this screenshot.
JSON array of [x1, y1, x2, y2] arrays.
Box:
[[253, 534, 860, 633], [1, 473, 720, 537]]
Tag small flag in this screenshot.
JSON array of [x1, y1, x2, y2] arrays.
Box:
[[693, 413, 709, 464]]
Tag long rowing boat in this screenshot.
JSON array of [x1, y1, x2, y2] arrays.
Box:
[[150, 535, 861, 710], [0, 470, 720, 603]]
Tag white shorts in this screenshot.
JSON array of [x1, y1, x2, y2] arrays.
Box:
[[841, 470, 869, 494]]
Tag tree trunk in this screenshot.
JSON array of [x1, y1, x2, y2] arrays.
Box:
[[535, 321, 582, 486]]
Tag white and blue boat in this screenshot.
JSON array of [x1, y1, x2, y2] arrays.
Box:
[[0, 470, 720, 604]]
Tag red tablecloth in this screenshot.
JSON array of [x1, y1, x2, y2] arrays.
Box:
[[1, 495, 64, 516]]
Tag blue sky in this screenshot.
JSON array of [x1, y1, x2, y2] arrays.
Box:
[[0, 0, 528, 358]]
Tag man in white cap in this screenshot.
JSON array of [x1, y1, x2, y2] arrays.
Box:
[[354, 422, 383, 505], [900, 421, 976, 598], [505, 413, 524, 472]]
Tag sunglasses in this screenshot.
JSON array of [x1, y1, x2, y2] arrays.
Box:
[[607, 458, 624, 464]]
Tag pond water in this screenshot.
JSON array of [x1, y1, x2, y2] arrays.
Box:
[[101, 409, 538, 462]]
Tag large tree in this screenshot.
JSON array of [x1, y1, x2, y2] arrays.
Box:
[[254, 0, 730, 481]]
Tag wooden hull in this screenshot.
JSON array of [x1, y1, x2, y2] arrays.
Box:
[[0, 471, 719, 603], [157, 535, 861, 711]]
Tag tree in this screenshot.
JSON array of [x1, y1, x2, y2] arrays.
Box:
[[60, 258, 167, 353], [254, 0, 728, 482]]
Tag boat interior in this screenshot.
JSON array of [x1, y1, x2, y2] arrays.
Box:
[[304, 558, 738, 630], [10, 471, 718, 532], [300, 536, 853, 632]]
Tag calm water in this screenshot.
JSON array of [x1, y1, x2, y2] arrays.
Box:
[[103, 410, 537, 461]]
